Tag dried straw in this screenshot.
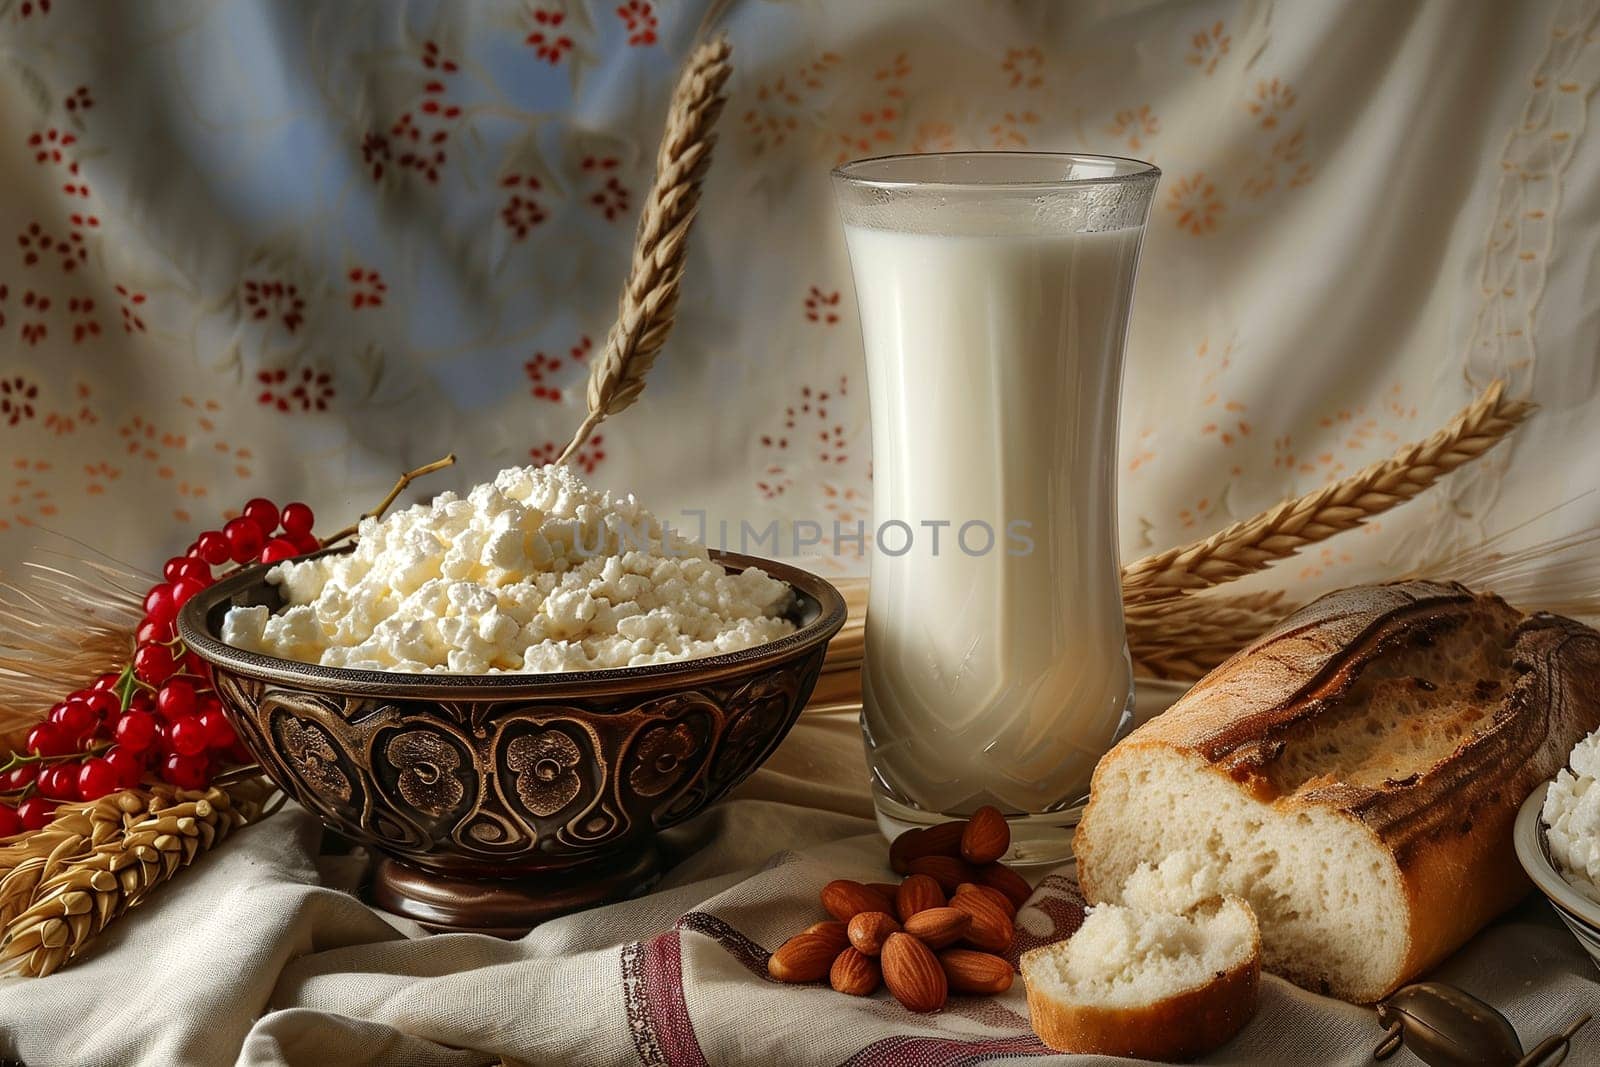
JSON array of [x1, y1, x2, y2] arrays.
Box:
[[1120, 380, 1532, 605], [558, 35, 733, 463], [0, 782, 272, 976], [0, 546, 150, 736], [1127, 591, 1290, 681]]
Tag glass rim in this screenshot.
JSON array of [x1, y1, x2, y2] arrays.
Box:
[[831, 151, 1160, 192]]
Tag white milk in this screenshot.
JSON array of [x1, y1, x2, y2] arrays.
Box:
[[844, 217, 1141, 817]]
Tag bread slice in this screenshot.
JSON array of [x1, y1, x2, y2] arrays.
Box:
[[1075, 581, 1600, 1002], [1021, 879, 1260, 1061]]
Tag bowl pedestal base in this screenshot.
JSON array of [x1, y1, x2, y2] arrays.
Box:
[[369, 843, 663, 937]]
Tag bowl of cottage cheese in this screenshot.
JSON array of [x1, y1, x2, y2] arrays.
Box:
[[1516, 729, 1600, 965], [214, 463, 800, 675], [177, 463, 847, 934]]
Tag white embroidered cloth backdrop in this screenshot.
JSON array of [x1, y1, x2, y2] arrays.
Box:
[[2, 0, 1600, 1064]]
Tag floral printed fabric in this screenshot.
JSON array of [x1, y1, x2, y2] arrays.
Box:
[[0, 0, 1597, 594]]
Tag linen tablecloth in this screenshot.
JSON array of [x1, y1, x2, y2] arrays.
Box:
[[2, 698, 1596, 1067]]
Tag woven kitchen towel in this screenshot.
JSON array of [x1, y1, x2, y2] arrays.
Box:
[[1, 704, 1596, 1066]]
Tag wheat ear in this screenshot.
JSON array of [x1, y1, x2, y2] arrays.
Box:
[[0, 781, 273, 976], [558, 36, 733, 464], [1120, 380, 1533, 605]]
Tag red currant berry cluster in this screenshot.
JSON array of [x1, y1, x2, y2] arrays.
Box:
[[0, 498, 318, 838]]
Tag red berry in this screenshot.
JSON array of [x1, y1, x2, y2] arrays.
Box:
[[195, 530, 230, 565], [82, 690, 120, 720], [160, 752, 209, 789], [54, 698, 97, 739], [136, 618, 173, 645], [17, 796, 58, 830], [0, 803, 21, 837], [224, 740, 253, 766], [129, 689, 155, 714], [114, 709, 158, 751], [169, 557, 212, 585], [259, 537, 299, 564], [290, 531, 321, 554], [143, 584, 177, 625], [163, 556, 188, 582], [224, 517, 266, 563], [133, 643, 178, 684], [105, 747, 146, 788], [184, 653, 213, 684], [171, 575, 208, 608], [90, 671, 120, 691], [39, 763, 81, 800], [197, 693, 224, 717], [281, 502, 315, 536], [77, 757, 118, 800], [169, 717, 209, 757], [198, 708, 236, 750], [156, 679, 197, 719], [25, 721, 72, 757], [242, 498, 280, 534], [0, 764, 38, 791]]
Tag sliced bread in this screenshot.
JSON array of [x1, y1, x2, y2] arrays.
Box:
[[1021, 873, 1260, 1061]]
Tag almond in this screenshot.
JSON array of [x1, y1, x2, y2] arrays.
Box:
[[881, 932, 948, 1012], [938, 948, 1014, 995], [804, 920, 851, 954], [767, 933, 838, 983], [907, 854, 976, 894], [830, 947, 882, 996], [865, 882, 901, 899], [950, 886, 1015, 953], [975, 861, 1032, 910], [847, 911, 901, 956], [902, 906, 972, 949], [960, 805, 1010, 865], [895, 873, 946, 922], [887, 828, 924, 875], [888, 821, 966, 873], [821, 879, 896, 922], [954, 882, 1017, 920]]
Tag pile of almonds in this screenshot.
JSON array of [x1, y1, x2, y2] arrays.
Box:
[[766, 806, 1030, 1012]]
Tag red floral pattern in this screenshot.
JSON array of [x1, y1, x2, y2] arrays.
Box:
[[241, 278, 306, 333], [115, 285, 147, 333], [615, 1, 657, 47], [257, 365, 335, 413], [347, 268, 387, 309], [500, 173, 547, 238], [0, 376, 39, 426], [526, 8, 574, 64]]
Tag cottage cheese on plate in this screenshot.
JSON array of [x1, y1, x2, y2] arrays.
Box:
[[220, 464, 796, 673], [1542, 727, 1600, 904]]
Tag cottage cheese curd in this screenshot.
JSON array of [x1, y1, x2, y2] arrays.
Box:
[[220, 464, 795, 673], [1542, 727, 1600, 904]]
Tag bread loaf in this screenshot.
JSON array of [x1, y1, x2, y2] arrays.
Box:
[[1074, 580, 1600, 1002]]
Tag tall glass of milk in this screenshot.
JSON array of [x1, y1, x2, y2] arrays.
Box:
[[832, 153, 1158, 863]]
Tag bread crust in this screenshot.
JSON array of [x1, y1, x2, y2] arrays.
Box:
[[1075, 581, 1600, 1002], [1022, 936, 1261, 1060]]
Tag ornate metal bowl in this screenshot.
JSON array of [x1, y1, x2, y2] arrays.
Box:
[[178, 549, 846, 934]]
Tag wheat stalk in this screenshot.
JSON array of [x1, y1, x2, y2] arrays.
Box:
[[557, 35, 733, 464], [1127, 591, 1292, 681], [0, 780, 272, 976], [1120, 380, 1532, 606]]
